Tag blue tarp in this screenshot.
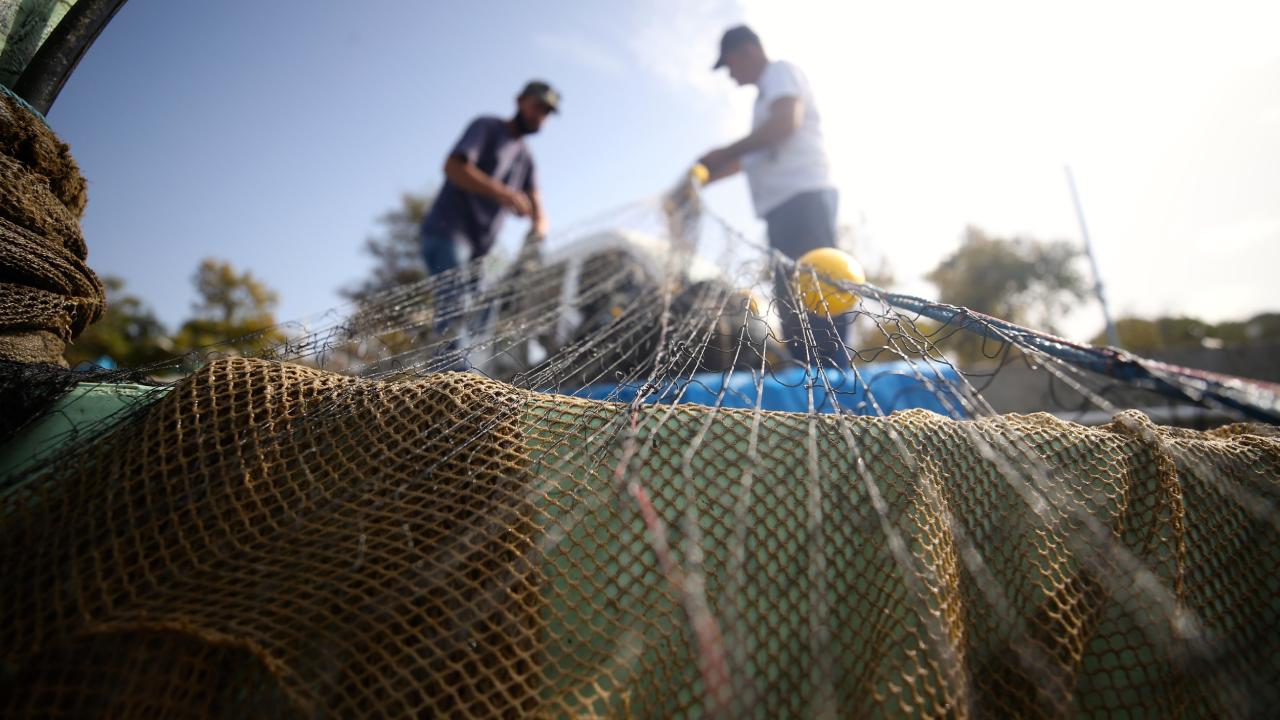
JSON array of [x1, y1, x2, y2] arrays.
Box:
[[571, 361, 967, 417]]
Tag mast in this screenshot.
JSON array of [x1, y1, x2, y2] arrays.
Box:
[[1065, 165, 1120, 347]]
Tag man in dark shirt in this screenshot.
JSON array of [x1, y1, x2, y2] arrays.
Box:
[[419, 81, 558, 365], [420, 80, 558, 278]]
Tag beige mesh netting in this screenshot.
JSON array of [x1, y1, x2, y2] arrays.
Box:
[[0, 86, 101, 366], [3, 357, 1277, 717]]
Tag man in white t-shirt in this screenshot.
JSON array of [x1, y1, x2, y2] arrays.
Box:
[[697, 25, 848, 367]]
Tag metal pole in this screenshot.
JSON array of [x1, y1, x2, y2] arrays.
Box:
[[1065, 165, 1120, 347], [12, 0, 129, 115]]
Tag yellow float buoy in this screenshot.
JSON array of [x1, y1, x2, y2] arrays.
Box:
[[795, 248, 865, 315]]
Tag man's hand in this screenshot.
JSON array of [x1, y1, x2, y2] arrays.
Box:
[[693, 149, 743, 185], [498, 188, 533, 217], [445, 155, 534, 216], [698, 147, 737, 176]]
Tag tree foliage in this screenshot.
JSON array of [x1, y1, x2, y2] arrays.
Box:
[[65, 276, 173, 368], [924, 226, 1088, 366], [1093, 313, 1280, 352], [1216, 313, 1280, 346], [65, 261, 285, 369], [927, 226, 1088, 333], [173, 259, 284, 356], [330, 192, 435, 366], [342, 192, 433, 303]]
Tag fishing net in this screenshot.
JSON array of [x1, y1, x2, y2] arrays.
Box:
[[3, 86, 1280, 718], [5, 358, 1279, 718], [0, 85, 99, 367]]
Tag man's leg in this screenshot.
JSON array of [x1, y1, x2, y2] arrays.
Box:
[[421, 232, 475, 367], [766, 189, 850, 368]]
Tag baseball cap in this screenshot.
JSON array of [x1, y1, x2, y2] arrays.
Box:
[[520, 80, 561, 113], [713, 25, 760, 69]]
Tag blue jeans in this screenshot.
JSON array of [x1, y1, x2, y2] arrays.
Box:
[[422, 233, 472, 275], [765, 188, 850, 368], [421, 232, 480, 366]]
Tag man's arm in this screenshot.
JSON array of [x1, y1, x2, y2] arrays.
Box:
[[444, 155, 532, 216], [704, 158, 741, 183], [697, 96, 804, 182]]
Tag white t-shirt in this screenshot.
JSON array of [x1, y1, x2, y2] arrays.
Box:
[[741, 60, 833, 217]]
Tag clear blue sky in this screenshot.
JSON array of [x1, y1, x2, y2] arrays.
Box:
[[48, 1, 1280, 339]]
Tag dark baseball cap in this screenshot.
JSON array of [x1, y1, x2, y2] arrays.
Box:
[[520, 80, 561, 113], [713, 25, 760, 69]]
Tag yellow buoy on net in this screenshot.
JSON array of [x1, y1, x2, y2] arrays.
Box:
[[795, 248, 866, 315]]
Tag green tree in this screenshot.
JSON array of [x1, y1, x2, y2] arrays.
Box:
[[927, 226, 1087, 331], [342, 191, 433, 303], [64, 276, 173, 368], [1091, 316, 1208, 352], [173, 259, 284, 356], [1217, 312, 1280, 346], [926, 226, 1088, 364], [334, 192, 434, 366], [1093, 312, 1280, 352]]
